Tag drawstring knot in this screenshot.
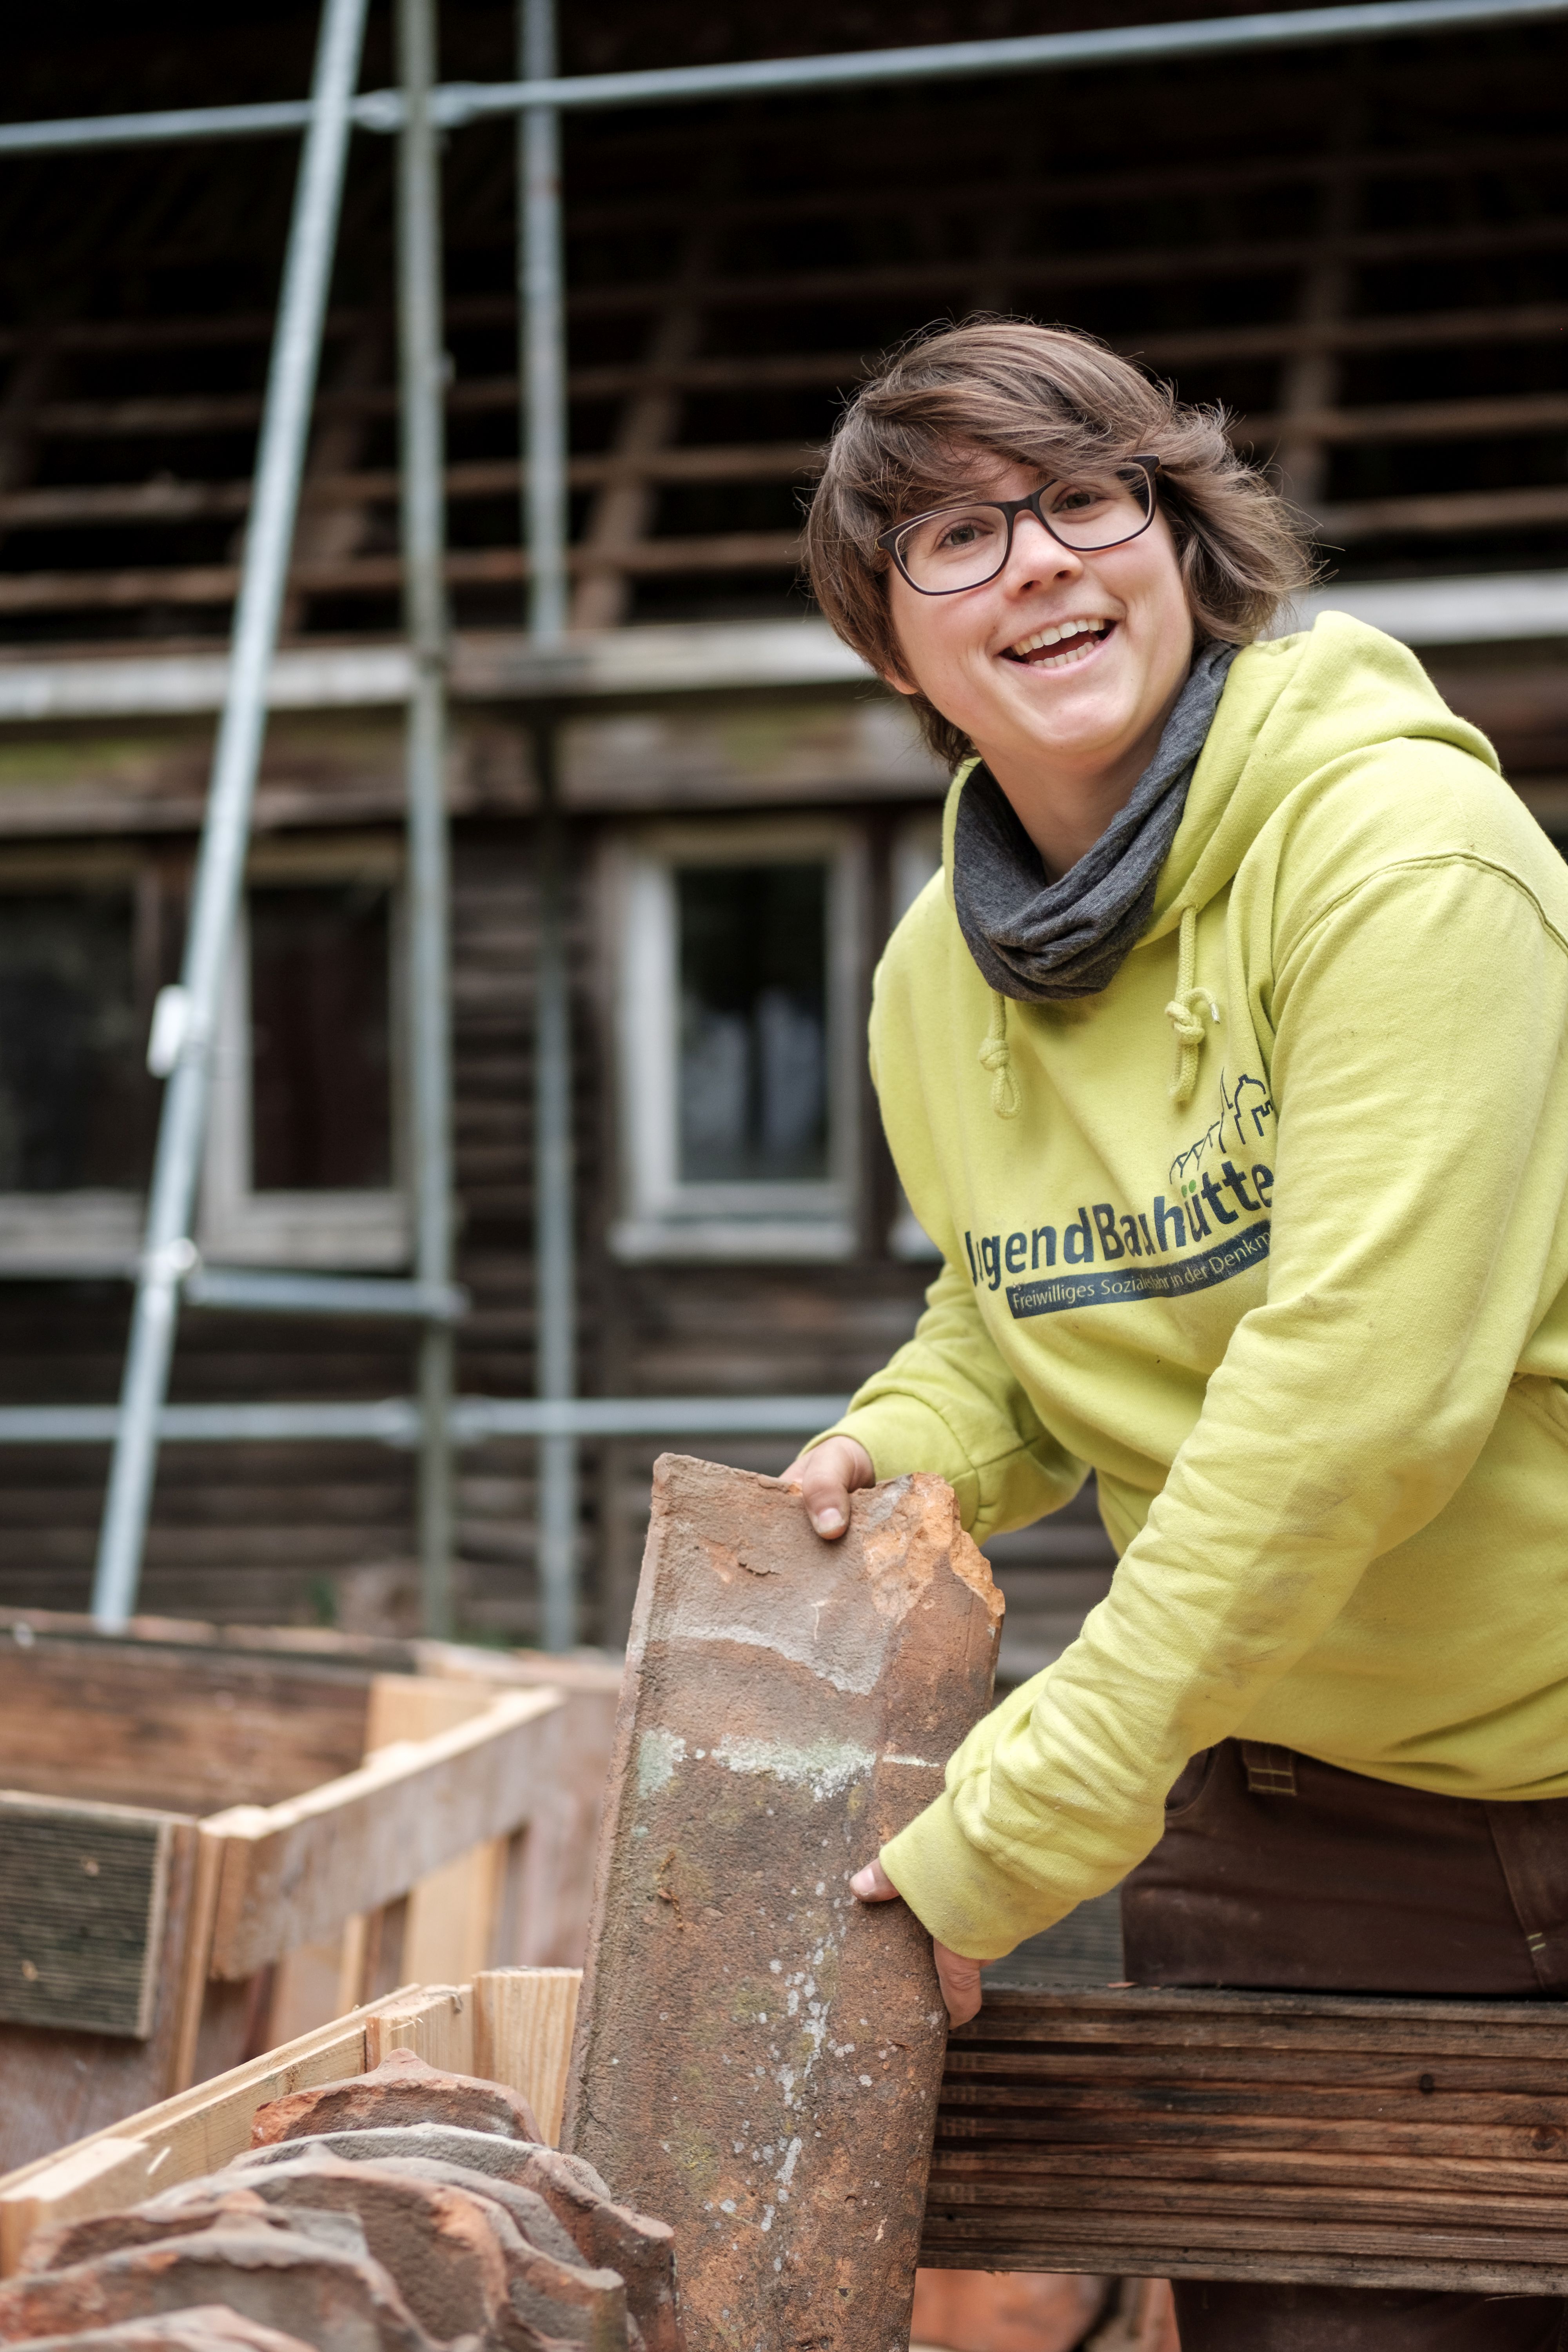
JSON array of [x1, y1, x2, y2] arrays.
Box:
[[979, 991, 1020, 1119], [1165, 904, 1220, 1108]]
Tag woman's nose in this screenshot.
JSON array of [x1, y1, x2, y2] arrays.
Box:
[[1004, 508, 1084, 590]]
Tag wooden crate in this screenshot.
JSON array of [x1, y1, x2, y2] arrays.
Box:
[[920, 1984, 1568, 2298], [0, 1613, 620, 2176], [0, 1970, 582, 2276]]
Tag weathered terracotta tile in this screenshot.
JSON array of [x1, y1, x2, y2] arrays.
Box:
[[0, 2229, 430, 2352], [250, 2047, 539, 2151], [566, 1459, 1002, 2352]]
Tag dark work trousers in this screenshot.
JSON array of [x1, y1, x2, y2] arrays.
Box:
[[1121, 1739, 1568, 2352]]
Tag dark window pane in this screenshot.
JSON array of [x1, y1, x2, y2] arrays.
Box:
[[677, 862, 828, 1183], [0, 891, 152, 1191], [250, 884, 392, 1191]]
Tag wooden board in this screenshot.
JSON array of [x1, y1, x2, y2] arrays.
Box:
[[0, 1641, 371, 1816], [0, 1793, 175, 2038], [474, 1967, 580, 2147], [204, 1686, 563, 1978], [919, 1985, 1568, 2295]]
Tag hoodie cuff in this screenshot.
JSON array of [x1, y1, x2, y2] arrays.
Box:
[[797, 1398, 980, 1526], [879, 1789, 1061, 1961]]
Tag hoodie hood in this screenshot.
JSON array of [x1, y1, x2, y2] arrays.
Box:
[[940, 613, 1501, 1112], [942, 611, 1500, 937]]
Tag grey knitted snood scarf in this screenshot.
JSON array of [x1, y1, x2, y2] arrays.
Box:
[[952, 638, 1238, 1003]]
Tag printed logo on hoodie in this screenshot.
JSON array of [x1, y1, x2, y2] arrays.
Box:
[[963, 1068, 1274, 1320]]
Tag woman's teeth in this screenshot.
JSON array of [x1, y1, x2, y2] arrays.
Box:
[[1007, 617, 1113, 668]]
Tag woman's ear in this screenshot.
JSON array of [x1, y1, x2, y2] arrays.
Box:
[[878, 658, 919, 697]]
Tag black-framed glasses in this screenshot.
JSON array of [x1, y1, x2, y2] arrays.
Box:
[[877, 456, 1162, 595]]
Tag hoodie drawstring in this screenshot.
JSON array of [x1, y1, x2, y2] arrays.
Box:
[[979, 990, 1020, 1119], [1165, 904, 1219, 1108]]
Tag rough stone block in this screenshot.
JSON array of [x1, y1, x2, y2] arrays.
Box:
[[250, 2047, 540, 2150], [0, 2308, 319, 2351], [565, 1458, 1002, 2352], [495, 2151, 681, 2352], [203, 2152, 514, 2347], [232, 2125, 545, 2190], [21, 2195, 277, 2276], [0, 2227, 431, 2352]]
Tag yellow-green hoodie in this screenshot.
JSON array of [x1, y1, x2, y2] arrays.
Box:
[[823, 612, 1568, 1961]]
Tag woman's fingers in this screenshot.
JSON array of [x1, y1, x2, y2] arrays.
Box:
[[850, 1857, 899, 1902], [779, 1436, 876, 1539], [853, 1861, 990, 2025], [935, 1943, 987, 2029]]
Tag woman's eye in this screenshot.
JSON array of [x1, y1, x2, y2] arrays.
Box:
[[1053, 486, 1108, 514], [937, 521, 984, 550]]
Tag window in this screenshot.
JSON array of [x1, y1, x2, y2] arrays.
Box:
[[0, 840, 409, 1275], [0, 854, 161, 1273], [200, 842, 407, 1268], [611, 820, 863, 1259]]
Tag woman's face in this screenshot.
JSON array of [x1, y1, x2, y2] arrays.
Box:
[[881, 453, 1196, 800]]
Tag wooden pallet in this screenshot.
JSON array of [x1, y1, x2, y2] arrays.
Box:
[[920, 1984, 1568, 2296], [0, 1625, 619, 2176]]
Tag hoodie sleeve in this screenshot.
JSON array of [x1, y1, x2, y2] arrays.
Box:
[[880, 850, 1568, 1958], [811, 1255, 1089, 1540]]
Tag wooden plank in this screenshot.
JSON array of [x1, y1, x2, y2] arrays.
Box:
[[0, 1644, 370, 1816], [917, 1983, 1568, 2289], [0, 1795, 172, 2038], [205, 1686, 562, 1979], [473, 1968, 581, 2147], [0, 2139, 154, 2275]]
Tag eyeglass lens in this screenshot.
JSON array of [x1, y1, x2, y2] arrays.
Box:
[[896, 468, 1152, 591]]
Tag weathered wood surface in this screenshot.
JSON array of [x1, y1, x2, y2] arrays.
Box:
[[0, 1642, 371, 1816], [920, 1984, 1568, 2294], [473, 1968, 581, 2149], [0, 1795, 175, 2038], [567, 1455, 1002, 2352], [0, 1815, 203, 2180]]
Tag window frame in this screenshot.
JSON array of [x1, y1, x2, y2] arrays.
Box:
[[199, 835, 409, 1270], [608, 815, 865, 1262]]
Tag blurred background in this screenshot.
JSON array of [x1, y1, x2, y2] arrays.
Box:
[[0, 0, 1562, 1671]]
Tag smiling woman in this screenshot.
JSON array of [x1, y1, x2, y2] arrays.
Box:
[[786, 321, 1568, 2352]]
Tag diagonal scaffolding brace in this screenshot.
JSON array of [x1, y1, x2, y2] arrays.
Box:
[[89, 0, 376, 1628]]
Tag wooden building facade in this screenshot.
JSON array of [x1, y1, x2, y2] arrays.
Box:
[[0, 0, 1564, 1664]]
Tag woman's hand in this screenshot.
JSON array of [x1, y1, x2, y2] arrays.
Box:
[[851, 1856, 992, 2029], [779, 1435, 876, 1540]]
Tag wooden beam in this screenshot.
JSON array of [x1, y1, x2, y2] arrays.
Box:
[[1317, 485, 1568, 540], [1240, 391, 1568, 449], [557, 217, 1568, 323], [204, 1687, 562, 1980], [0, 445, 816, 533], [920, 1984, 1568, 2294]]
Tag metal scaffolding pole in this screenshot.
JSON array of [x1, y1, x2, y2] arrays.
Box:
[[3, 0, 1565, 156], [532, 726, 578, 1651], [397, 0, 457, 1641], [89, 0, 372, 1630], [519, 0, 578, 1650], [519, 0, 568, 641]]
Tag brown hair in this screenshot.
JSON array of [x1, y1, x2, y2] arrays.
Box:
[[803, 319, 1316, 771]]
